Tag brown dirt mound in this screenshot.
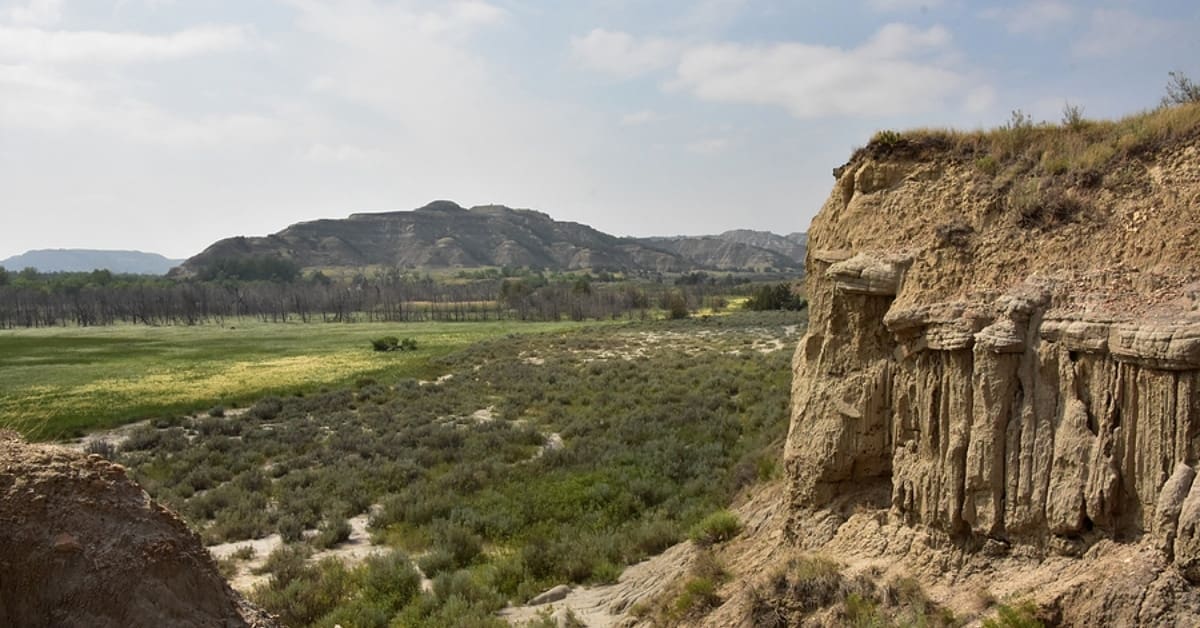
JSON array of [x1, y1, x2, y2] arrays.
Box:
[[0, 430, 276, 628]]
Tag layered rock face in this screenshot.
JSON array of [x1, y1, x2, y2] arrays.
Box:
[[786, 137, 1200, 564]]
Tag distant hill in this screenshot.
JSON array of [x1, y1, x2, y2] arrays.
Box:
[[0, 249, 183, 275], [637, 230, 807, 271], [717, 229, 807, 261], [178, 201, 806, 275], [634, 235, 799, 271]]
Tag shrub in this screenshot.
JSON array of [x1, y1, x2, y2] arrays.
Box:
[[418, 548, 456, 578], [312, 517, 353, 549], [1061, 102, 1087, 131], [278, 514, 306, 544], [1163, 70, 1200, 107], [208, 405, 226, 418], [249, 396, 283, 421], [84, 439, 117, 459], [689, 510, 742, 546], [254, 544, 313, 581], [674, 577, 721, 616], [251, 557, 354, 627], [359, 551, 422, 612], [371, 336, 400, 352], [871, 129, 902, 146], [983, 601, 1045, 628], [232, 545, 257, 561]]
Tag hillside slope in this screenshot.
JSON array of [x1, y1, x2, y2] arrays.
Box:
[[179, 201, 805, 275], [634, 235, 800, 271]]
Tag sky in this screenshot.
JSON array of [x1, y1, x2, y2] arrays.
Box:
[[0, 0, 1197, 260]]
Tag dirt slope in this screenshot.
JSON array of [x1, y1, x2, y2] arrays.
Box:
[[0, 431, 276, 628]]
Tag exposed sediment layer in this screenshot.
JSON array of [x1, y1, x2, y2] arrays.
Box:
[[785, 134, 1200, 617]]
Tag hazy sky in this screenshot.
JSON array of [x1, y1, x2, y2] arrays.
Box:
[[1, 0, 1196, 259]]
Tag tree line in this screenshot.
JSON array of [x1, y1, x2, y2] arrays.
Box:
[[0, 264, 791, 328]]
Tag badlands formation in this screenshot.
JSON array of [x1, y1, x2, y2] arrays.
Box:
[[782, 125, 1200, 625]]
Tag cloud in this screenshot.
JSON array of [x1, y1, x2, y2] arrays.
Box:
[[5, 0, 62, 27], [867, 0, 945, 13], [1072, 8, 1173, 58], [981, 2, 1075, 34], [669, 24, 974, 118], [570, 28, 681, 78], [0, 24, 254, 64]]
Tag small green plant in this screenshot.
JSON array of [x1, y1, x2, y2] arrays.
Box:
[[1061, 102, 1087, 131], [983, 601, 1045, 628], [673, 577, 721, 616], [872, 129, 902, 146], [207, 405, 226, 418], [974, 154, 999, 175], [370, 336, 418, 352], [232, 545, 257, 561], [371, 336, 400, 352], [689, 510, 742, 546], [311, 517, 352, 549]]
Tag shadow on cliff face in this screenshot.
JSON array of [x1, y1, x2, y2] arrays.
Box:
[[0, 431, 276, 628]]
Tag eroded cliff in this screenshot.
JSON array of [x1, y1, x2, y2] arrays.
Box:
[[783, 111, 1200, 623], [0, 431, 276, 628]]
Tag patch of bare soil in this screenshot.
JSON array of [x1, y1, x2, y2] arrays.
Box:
[[209, 513, 386, 594], [0, 431, 276, 627]]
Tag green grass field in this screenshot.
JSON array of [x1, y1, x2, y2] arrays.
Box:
[[0, 319, 600, 441]]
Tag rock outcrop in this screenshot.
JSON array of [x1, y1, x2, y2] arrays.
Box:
[[0, 431, 276, 628], [785, 123, 1200, 622]]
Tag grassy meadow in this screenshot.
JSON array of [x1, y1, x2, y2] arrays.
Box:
[[0, 318, 598, 441]]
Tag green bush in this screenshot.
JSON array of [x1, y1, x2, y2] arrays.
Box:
[[983, 601, 1045, 628], [674, 577, 721, 616], [311, 517, 352, 549], [371, 336, 399, 352], [689, 510, 742, 546]]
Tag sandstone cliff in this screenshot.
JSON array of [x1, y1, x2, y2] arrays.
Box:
[[782, 108, 1200, 624], [0, 432, 276, 628]]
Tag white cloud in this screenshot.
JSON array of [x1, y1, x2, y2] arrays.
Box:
[[570, 29, 681, 78], [982, 2, 1075, 34], [5, 0, 62, 27], [867, 0, 945, 13], [0, 24, 254, 64], [620, 110, 662, 126], [1072, 8, 1173, 58], [669, 24, 973, 118]]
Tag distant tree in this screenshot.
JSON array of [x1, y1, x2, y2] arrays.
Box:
[[745, 283, 807, 311], [18, 267, 39, 282], [0, 266, 8, 286], [308, 270, 333, 286], [1162, 71, 1200, 107], [662, 290, 690, 319], [88, 269, 114, 286]]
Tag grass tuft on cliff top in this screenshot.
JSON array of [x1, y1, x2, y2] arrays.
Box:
[[852, 101, 1200, 181]]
